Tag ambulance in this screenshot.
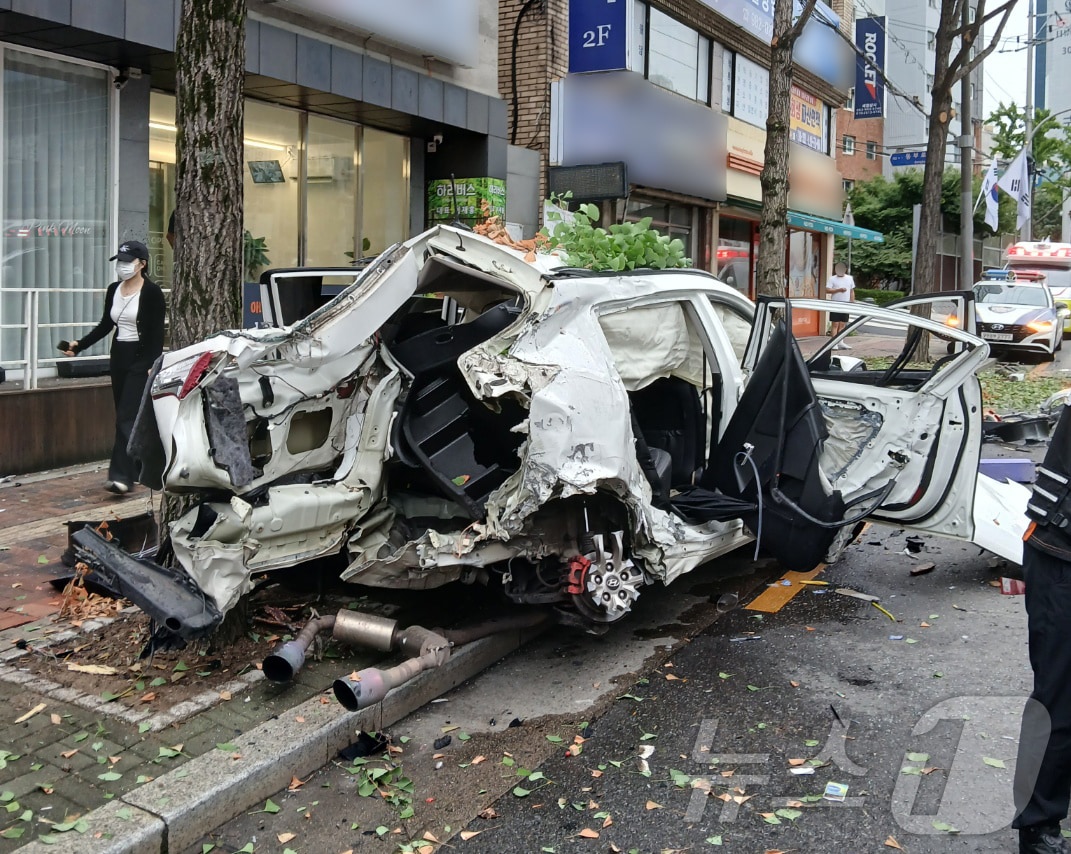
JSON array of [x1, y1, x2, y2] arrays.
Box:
[[1005, 241, 1071, 335]]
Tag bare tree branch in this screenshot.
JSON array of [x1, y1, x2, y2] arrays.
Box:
[[782, 0, 818, 47]]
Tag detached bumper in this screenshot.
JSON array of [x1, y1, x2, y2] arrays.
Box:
[[71, 526, 222, 640]]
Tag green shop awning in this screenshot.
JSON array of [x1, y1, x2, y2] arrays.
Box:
[[786, 211, 885, 243]]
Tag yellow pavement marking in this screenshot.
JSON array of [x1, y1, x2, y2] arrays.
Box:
[[745, 565, 826, 614]]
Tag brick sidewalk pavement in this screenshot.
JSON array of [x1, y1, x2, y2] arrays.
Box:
[[0, 465, 152, 632], [0, 463, 387, 849]]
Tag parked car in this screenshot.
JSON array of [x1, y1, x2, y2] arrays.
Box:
[[73, 226, 1025, 641], [969, 272, 1066, 361]]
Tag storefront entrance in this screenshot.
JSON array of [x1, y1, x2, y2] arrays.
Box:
[[148, 93, 411, 290]]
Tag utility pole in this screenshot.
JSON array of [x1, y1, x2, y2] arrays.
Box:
[[959, 0, 974, 287], [1023, 0, 1035, 241]]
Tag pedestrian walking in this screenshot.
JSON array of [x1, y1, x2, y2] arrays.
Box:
[[1013, 402, 1071, 853], [61, 240, 165, 495], [826, 261, 855, 348]]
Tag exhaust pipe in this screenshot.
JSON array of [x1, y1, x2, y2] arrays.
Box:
[[333, 653, 438, 711], [333, 610, 554, 711], [262, 610, 403, 684], [268, 606, 552, 709], [262, 614, 338, 684]]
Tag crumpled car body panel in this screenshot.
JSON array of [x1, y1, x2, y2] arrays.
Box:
[[115, 226, 1014, 634]]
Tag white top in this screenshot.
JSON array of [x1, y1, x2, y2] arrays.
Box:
[[827, 273, 855, 303], [111, 288, 140, 341]]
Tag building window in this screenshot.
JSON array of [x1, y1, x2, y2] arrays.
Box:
[[843, 179, 855, 193], [1, 48, 113, 366], [642, 5, 712, 104], [723, 51, 769, 128], [866, 140, 877, 159], [926, 73, 934, 90], [149, 92, 410, 289], [625, 197, 698, 265], [927, 30, 936, 50], [845, 87, 855, 110], [843, 135, 856, 155]]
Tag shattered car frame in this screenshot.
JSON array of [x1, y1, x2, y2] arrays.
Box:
[[74, 226, 1027, 640]]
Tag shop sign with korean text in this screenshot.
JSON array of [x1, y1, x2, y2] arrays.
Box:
[[427, 178, 506, 224], [790, 87, 826, 154]]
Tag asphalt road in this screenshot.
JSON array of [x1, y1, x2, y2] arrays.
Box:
[[190, 523, 1035, 854]]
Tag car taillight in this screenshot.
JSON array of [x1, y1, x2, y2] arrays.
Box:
[[152, 352, 221, 399], [178, 352, 215, 399]]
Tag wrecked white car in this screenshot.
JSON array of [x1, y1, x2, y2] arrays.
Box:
[[72, 226, 1025, 643]]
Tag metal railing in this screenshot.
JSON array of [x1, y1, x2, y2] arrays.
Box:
[[1, 286, 109, 390]]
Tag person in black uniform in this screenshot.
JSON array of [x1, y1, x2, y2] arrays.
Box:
[[1014, 403, 1071, 853], [63, 241, 165, 495]]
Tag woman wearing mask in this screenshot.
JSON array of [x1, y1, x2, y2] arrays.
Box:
[[64, 241, 165, 495]]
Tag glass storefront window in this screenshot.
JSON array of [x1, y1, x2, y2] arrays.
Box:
[[360, 128, 409, 259], [148, 94, 410, 284], [1, 50, 111, 362], [243, 101, 301, 273], [149, 92, 176, 289], [306, 115, 357, 267]]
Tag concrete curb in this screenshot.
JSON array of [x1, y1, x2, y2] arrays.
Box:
[[15, 627, 541, 853]]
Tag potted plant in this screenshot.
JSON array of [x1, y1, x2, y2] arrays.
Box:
[[243, 230, 270, 281]]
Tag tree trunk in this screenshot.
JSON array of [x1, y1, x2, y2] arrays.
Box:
[[756, 0, 815, 298], [162, 1, 246, 538], [906, 4, 956, 360], [171, 0, 246, 347]]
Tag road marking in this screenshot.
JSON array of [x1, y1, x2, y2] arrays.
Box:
[[745, 565, 826, 613]]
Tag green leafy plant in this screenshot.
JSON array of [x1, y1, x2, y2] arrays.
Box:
[[855, 288, 906, 307], [243, 230, 270, 281], [540, 193, 690, 271]]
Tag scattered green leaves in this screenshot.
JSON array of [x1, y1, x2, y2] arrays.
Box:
[[983, 756, 1007, 769]]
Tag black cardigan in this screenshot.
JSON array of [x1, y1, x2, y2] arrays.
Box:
[[76, 278, 166, 363]]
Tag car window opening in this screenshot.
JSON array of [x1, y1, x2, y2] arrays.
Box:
[[382, 254, 528, 527]]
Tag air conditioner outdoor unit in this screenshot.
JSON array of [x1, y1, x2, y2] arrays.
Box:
[[307, 156, 336, 181]]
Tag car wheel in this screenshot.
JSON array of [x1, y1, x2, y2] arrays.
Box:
[[1058, 334, 1064, 352], [1042, 345, 1056, 363]]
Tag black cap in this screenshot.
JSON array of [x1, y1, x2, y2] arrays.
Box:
[[110, 240, 149, 262]]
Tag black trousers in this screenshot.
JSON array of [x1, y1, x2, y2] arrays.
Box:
[[1014, 540, 1071, 829], [107, 340, 151, 486]]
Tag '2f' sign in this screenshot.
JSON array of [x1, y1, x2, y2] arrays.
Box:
[[582, 24, 613, 47]]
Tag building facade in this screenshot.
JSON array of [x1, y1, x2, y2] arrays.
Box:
[[880, 0, 983, 175], [0, 0, 509, 380], [503, 0, 861, 336]]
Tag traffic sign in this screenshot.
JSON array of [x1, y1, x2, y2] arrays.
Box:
[[890, 150, 926, 166]]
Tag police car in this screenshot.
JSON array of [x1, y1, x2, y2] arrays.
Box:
[[972, 270, 1067, 361]]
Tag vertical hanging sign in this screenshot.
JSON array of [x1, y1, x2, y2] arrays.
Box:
[[854, 17, 885, 119], [569, 0, 632, 73]]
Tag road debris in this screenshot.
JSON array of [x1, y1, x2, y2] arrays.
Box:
[[835, 588, 879, 603], [909, 562, 935, 576], [1001, 577, 1027, 595], [823, 782, 849, 802]]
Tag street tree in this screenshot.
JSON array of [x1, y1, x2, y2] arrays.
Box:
[[755, 0, 818, 297], [838, 168, 1010, 287], [163, 1, 246, 618], [911, 0, 1015, 301], [170, 0, 246, 348], [986, 102, 1071, 241]]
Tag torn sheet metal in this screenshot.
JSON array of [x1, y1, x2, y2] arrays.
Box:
[[971, 474, 1029, 564], [101, 225, 1018, 638]]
